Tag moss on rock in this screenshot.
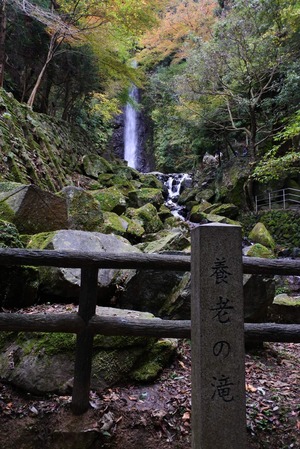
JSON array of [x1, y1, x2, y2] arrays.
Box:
[[246, 243, 275, 259], [58, 186, 103, 231], [26, 231, 57, 249], [0, 219, 23, 248], [131, 338, 178, 382], [92, 186, 127, 214], [249, 222, 275, 250], [127, 188, 164, 209], [100, 211, 129, 236], [125, 203, 164, 234]]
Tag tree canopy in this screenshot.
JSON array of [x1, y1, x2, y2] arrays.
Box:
[[140, 0, 300, 174], [1, 0, 300, 180]]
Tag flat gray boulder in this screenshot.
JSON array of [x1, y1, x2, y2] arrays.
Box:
[[28, 230, 141, 302]]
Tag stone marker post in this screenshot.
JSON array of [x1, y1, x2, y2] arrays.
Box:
[[191, 224, 247, 449]]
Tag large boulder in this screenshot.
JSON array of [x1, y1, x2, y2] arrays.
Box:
[[92, 186, 127, 214], [100, 211, 145, 241], [27, 230, 141, 303], [248, 222, 275, 250], [0, 184, 68, 233], [82, 154, 113, 178], [118, 268, 187, 316], [137, 230, 190, 253], [0, 307, 177, 395], [268, 294, 300, 323], [245, 243, 274, 259], [127, 188, 164, 209], [59, 186, 103, 231], [206, 203, 239, 219], [125, 203, 164, 234]]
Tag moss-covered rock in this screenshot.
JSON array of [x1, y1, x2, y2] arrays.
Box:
[[195, 188, 215, 202], [138, 230, 190, 253], [131, 338, 178, 381], [245, 243, 275, 259], [121, 215, 145, 240], [207, 203, 239, 219], [0, 219, 23, 248], [139, 173, 163, 189], [59, 186, 103, 231], [82, 154, 113, 178], [125, 203, 164, 234], [127, 188, 164, 209], [0, 88, 99, 192], [268, 294, 300, 324], [189, 205, 207, 223], [0, 307, 177, 394], [97, 173, 136, 193], [177, 187, 198, 206], [101, 211, 130, 236], [242, 210, 300, 248], [157, 204, 174, 221], [248, 222, 275, 250], [92, 186, 127, 214], [195, 212, 241, 227]]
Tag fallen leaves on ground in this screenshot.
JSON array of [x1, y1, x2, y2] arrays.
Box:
[[0, 310, 299, 449]]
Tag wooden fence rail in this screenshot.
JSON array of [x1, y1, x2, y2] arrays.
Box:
[[0, 313, 299, 342], [1, 247, 300, 274], [0, 245, 300, 418]]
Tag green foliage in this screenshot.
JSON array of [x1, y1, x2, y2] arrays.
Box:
[[253, 109, 300, 182], [141, 0, 300, 168]]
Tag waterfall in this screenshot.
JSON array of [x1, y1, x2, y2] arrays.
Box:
[[156, 172, 193, 220], [124, 85, 139, 169]]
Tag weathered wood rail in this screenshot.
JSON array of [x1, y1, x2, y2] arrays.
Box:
[[0, 246, 300, 416]]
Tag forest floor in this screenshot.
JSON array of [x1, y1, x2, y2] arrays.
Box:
[[0, 329, 299, 448]]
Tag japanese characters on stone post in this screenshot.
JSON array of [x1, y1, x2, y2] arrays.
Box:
[[191, 224, 247, 449]]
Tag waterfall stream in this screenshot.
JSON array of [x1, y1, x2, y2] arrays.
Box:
[[123, 81, 192, 219], [124, 86, 139, 169], [157, 172, 193, 220]]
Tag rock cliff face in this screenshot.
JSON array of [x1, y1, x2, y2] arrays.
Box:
[[0, 89, 98, 192]]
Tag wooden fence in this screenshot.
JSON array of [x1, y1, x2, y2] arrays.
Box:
[[0, 239, 300, 420]]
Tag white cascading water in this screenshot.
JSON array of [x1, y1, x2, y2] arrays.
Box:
[[124, 85, 139, 169], [156, 172, 192, 220]]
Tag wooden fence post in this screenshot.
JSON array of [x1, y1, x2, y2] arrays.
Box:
[[191, 224, 247, 449], [71, 267, 98, 415]]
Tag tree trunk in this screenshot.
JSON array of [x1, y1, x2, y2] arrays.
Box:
[[0, 0, 7, 88], [27, 31, 60, 109]]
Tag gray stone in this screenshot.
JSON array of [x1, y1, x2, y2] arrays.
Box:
[[268, 294, 300, 324], [27, 230, 141, 303], [0, 184, 68, 233], [0, 307, 177, 395], [191, 224, 246, 449]]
